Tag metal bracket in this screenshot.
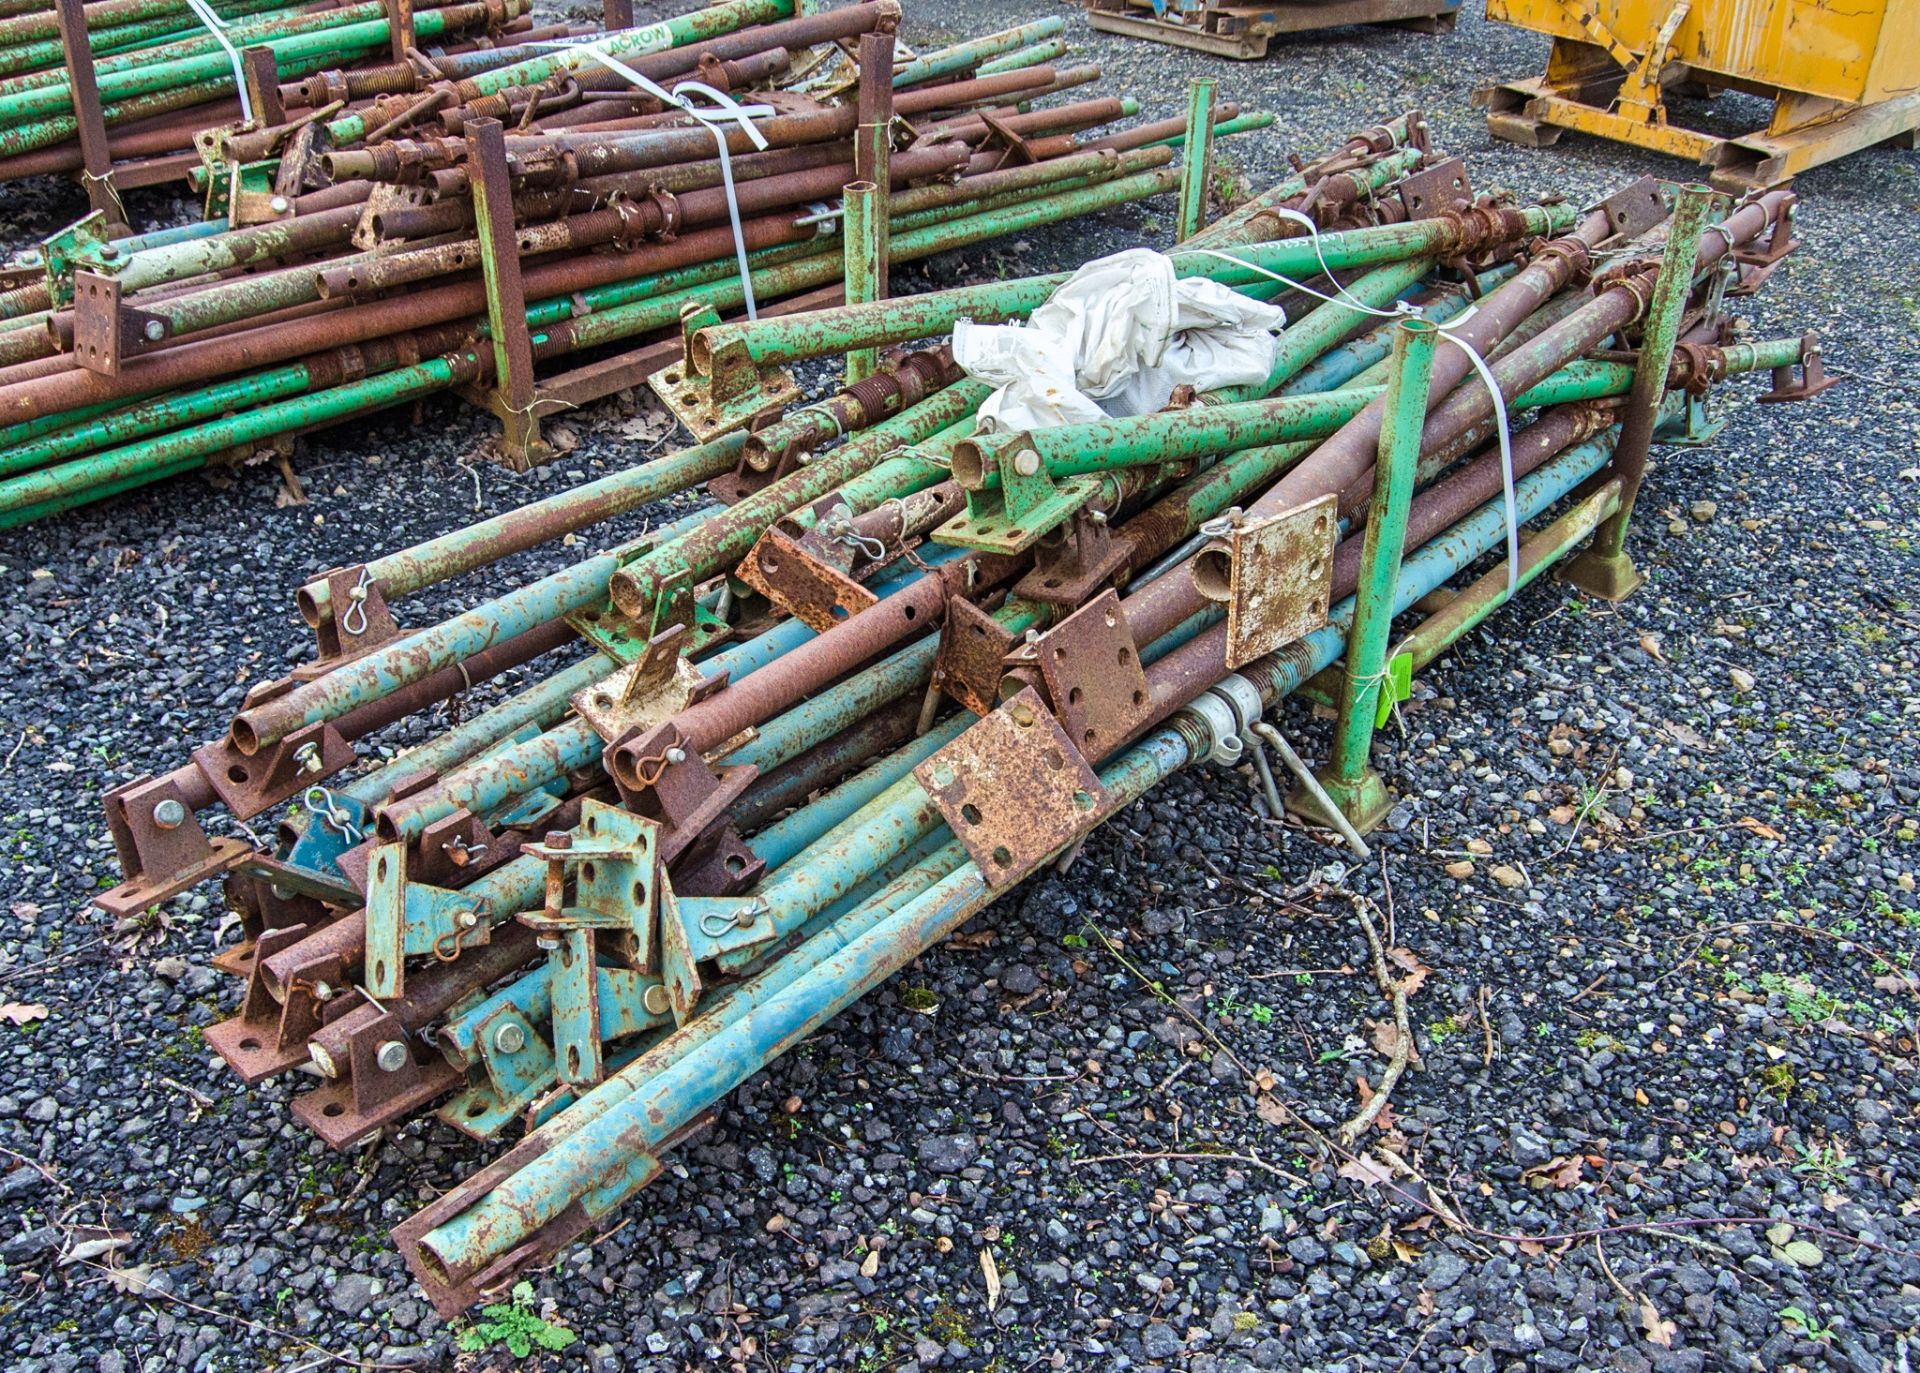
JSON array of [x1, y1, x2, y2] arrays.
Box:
[[202, 923, 330, 1081], [97, 775, 252, 918], [662, 886, 776, 1020], [310, 563, 399, 662], [1757, 332, 1836, 403], [518, 805, 657, 1084], [606, 721, 764, 882], [913, 686, 1107, 889], [930, 596, 1018, 717], [1591, 176, 1674, 245], [976, 110, 1038, 168], [1398, 157, 1472, 220], [569, 623, 712, 742], [1727, 202, 1800, 296], [202, 158, 280, 224], [363, 841, 491, 1000], [42, 213, 112, 307], [1013, 504, 1132, 607], [566, 585, 729, 665], [71, 271, 171, 376], [1025, 590, 1153, 761], [1217, 496, 1338, 670], [440, 942, 671, 1140], [290, 1008, 460, 1150], [733, 526, 879, 630], [939, 435, 1102, 554], [649, 302, 799, 442], [190, 720, 354, 821]]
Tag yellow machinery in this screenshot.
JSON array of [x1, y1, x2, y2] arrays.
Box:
[[1476, 0, 1920, 189], [1087, 0, 1460, 59]]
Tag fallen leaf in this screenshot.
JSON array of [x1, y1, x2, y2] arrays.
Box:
[[1417, 1288, 1436, 1317], [1255, 1093, 1291, 1127], [1874, 974, 1919, 995], [10, 901, 40, 922], [1638, 634, 1666, 662], [105, 1263, 160, 1297], [1735, 816, 1783, 843], [1521, 1155, 1585, 1190], [980, 1247, 1001, 1311], [0, 1002, 47, 1026], [1353, 1075, 1397, 1132], [1387, 948, 1432, 996], [1548, 805, 1578, 824], [1639, 1293, 1676, 1348], [60, 1231, 131, 1265], [614, 407, 674, 443], [1337, 1154, 1394, 1189], [1662, 720, 1709, 751]]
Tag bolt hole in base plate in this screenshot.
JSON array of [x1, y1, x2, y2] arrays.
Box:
[[913, 686, 1108, 889]]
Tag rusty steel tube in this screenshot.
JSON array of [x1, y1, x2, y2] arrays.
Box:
[[306, 924, 543, 1076], [608, 572, 965, 785], [321, 142, 969, 301], [1328, 402, 1617, 596], [0, 213, 819, 423]]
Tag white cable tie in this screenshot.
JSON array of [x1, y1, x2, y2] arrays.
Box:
[[184, 0, 252, 126], [545, 40, 774, 320], [1188, 216, 1523, 597]]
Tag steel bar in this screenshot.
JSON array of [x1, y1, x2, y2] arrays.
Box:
[[1314, 318, 1436, 826]]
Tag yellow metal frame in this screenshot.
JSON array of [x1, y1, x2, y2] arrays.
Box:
[[1477, 0, 1920, 189]]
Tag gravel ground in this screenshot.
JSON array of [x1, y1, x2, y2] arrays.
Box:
[[3, 3, 1919, 1371]]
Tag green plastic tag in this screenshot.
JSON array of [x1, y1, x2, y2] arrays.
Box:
[[1374, 653, 1413, 729]]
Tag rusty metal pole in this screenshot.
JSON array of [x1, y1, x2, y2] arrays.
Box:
[[602, 0, 633, 29], [1560, 183, 1714, 601], [1175, 76, 1216, 242], [53, 0, 127, 232], [848, 29, 894, 386], [467, 116, 548, 469], [241, 47, 286, 131], [384, 0, 415, 65]]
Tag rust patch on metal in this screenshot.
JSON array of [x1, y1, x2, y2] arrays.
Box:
[[1593, 176, 1672, 246], [192, 721, 354, 822], [930, 596, 1016, 717], [913, 686, 1107, 889], [1223, 495, 1338, 671], [1397, 157, 1472, 220], [1031, 590, 1152, 762], [734, 526, 878, 631]]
